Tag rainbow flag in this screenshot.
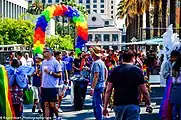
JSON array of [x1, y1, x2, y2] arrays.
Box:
[[0, 65, 14, 119]]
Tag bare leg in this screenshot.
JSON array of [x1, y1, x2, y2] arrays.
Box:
[[50, 102, 59, 118], [44, 102, 50, 119]]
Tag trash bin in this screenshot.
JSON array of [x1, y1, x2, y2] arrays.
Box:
[[70, 75, 88, 110]]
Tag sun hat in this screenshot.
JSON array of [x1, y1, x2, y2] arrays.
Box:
[[89, 46, 102, 57]]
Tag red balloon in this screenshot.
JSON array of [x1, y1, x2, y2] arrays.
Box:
[[61, 4, 68, 14], [34, 34, 45, 44], [53, 5, 64, 16], [35, 27, 45, 38]]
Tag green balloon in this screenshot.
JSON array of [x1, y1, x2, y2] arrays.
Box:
[[34, 47, 43, 54], [41, 10, 51, 22], [73, 16, 78, 23], [75, 48, 81, 54]]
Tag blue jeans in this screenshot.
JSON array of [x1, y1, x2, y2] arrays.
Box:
[[114, 105, 140, 120], [172, 104, 181, 120], [92, 88, 104, 120]]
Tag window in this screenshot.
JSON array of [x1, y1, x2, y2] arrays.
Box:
[[95, 34, 101, 41], [105, 21, 109, 25], [104, 34, 110, 41], [48, 0, 52, 3], [111, 11, 113, 14], [79, 0, 83, 3], [86, 0, 90, 3], [88, 34, 93, 41], [28, 1, 32, 4], [101, 10, 104, 13], [88, 10, 90, 14], [111, 16, 113, 19], [86, 5, 90, 9], [56, 0, 59, 3], [111, 1, 113, 4], [101, 0, 104, 3], [112, 34, 118, 41], [111, 6, 113, 9], [42, 0, 45, 3], [93, 5, 97, 8], [93, 10, 97, 13], [93, 0, 97, 3], [100, 5, 104, 8]]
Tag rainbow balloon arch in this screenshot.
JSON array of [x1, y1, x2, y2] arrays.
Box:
[[33, 4, 88, 54]]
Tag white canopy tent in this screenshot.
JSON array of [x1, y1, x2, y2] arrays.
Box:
[[120, 38, 163, 45]]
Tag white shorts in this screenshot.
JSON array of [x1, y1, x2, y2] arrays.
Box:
[[32, 86, 41, 100]]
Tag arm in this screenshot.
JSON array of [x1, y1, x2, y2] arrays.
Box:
[[49, 71, 62, 78], [91, 72, 99, 89], [161, 62, 171, 79], [139, 84, 151, 106], [103, 82, 113, 109], [105, 66, 108, 81]]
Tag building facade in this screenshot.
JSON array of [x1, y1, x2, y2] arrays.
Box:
[[0, 0, 28, 19], [77, 0, 116, 20], [27, 0, 62, 5]]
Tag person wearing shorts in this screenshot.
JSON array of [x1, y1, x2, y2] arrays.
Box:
[[41, 48, 62, 120], [54, 51, 69, 113], [32, 54, 43, 114]]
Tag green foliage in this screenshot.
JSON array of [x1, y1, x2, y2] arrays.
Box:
[[0, 18, 35, 45], [27, 0, 44, 15], [55, 21, 75, 38], [46, 35, 74, 51]]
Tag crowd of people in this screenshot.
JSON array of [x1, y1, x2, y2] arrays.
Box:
[[2, 45, 180, 120]]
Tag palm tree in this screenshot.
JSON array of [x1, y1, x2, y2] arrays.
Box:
[[116, 0, 148, 42], [170, 0, 176, 32], [179, 5, 181, 38], [161, 0, 168, 35], [153, 0, 161, 37], [27, 0, 43, 15]]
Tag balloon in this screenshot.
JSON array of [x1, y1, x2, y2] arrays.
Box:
[[41, 10, 51, 22], [53, 5, 63, 16], [61, 4, 68, 14], [35, 16, 48, 32], [75, 48, 81, 54]]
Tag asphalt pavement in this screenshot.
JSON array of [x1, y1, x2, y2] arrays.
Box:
[[23, 85, 164, 120]]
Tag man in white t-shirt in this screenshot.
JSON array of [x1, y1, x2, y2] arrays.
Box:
[[25, 53, 34, 66], [17, 51, 27, 66]]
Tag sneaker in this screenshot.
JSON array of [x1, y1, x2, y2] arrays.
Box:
[[38, 109, 42, 114], [56, 117, 62, 120], [32, 106, 36, 113], [58, 108, 63, 113]]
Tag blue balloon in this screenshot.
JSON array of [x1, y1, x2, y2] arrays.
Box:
[[35, 15, 48, 32], [77, 36, 87, 44]]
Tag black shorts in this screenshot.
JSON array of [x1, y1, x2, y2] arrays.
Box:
[[41, 88, 58, 103]]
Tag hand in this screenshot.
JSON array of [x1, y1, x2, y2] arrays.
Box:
[[146, 105, 153, 113], [89, 88, 94, 96], [64, 80, 69, 84], [103, 108, 109, 116], [44, 68, 49, 74]]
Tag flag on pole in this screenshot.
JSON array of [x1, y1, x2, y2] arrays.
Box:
[[0, 65, 14, 119]]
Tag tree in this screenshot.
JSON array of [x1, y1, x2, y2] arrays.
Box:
[[27, 0, 44, 15], [152, 0, 163, 37], [161, 0, 168, 35], [116, 0, 148, 42], [0, 18, 35, 45], [170, 0, 176, 32], [46, 35, 74, 50]]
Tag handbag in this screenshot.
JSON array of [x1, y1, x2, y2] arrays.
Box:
[[23, 88, 33, 105]]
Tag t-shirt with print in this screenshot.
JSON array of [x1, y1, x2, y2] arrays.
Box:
[[41, 57, 62, 88], [59, 61, 67, 85], [108, 64, 145, 106], [90, 59, 107, 89], [73, 58, 82, 73]]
